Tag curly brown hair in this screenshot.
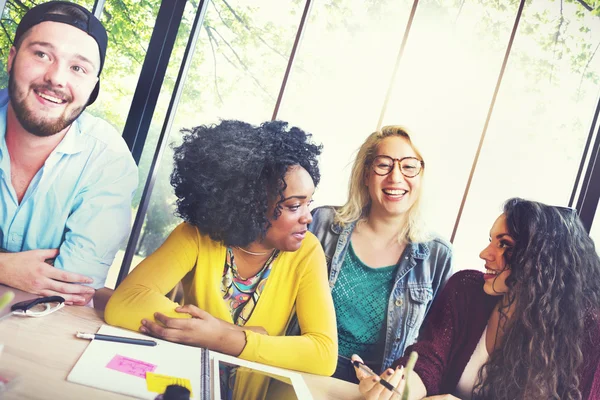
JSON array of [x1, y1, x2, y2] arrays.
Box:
[[473, 198, 600, 399]]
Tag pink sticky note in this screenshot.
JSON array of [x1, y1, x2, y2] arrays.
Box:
[[106, 355, 157, 378]]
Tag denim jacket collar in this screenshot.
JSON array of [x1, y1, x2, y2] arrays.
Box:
[[409, 240, 430, 260], [330, 220, 346, 235]]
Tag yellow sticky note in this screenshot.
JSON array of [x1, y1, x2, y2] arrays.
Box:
[[145, 372, 193, 397]]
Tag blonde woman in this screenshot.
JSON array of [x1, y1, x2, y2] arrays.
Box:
[[310, 126, 453, 382]]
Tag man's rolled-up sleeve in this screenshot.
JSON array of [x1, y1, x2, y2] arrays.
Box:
[[54, 149, 138, 289]]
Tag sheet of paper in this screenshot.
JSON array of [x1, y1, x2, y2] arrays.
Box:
[[106, 355, 157, 378], [67, 324, 205, 400], [146, 372, 193, 396]]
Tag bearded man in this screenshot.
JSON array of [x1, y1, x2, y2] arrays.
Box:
[[0, 1, 137, 305]]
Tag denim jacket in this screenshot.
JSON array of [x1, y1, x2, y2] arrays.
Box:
[[307, 206, 453, 371]]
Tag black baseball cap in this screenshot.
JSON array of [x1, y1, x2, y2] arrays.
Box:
[[13, 1, 108, 105]]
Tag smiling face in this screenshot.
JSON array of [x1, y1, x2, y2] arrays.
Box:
[[479, 213, 515, 296], [7, 21, 100, 137], [365, 136, 422, 219], [262, 166, 315, 252]]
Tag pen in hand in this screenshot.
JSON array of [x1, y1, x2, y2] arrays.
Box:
[[76, 331, 157, 347], [351, 360, 404, 396]]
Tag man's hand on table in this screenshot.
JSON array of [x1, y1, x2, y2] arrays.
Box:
[[0, 249, 95, 305]]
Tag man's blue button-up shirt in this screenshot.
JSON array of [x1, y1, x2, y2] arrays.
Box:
[[0, 89, 138, 289]]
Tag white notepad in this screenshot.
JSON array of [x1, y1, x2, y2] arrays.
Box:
[[67, 324, 207, 399]]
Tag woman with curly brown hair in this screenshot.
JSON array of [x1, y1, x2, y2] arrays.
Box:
[[355, 198, 600, 399], [105, 120, 337, 376]]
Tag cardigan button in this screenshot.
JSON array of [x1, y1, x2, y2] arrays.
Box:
[[395, 298, 403, 307]]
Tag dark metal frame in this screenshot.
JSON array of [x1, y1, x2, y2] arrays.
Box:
[[120, 0, 188, 164], [570, 102, 600, 210], [576, 107, 600, 232], [271, 0, 313, 120], [92, 0, 106, 19], [116, 0, 211, 286]]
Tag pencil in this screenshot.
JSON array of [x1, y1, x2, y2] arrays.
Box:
[[76, 331, 157, 346]]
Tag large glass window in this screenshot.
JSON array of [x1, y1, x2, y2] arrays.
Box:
[[378, 0, 517, 243], [90, 1, 161, 128], [4, 0, 600, 286], [277, 0, 414, 208], [118, 0, 305, 285], [451, 0, 600, 270], [279, 0, 600, 271], [104, 1, 194, 288]]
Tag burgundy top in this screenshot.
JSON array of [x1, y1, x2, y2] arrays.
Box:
[[392, 270, 600, 399]]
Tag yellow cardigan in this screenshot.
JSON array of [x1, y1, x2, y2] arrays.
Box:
[[104, 222, 337, 376]]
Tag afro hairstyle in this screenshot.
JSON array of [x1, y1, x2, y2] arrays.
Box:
[[170, 119, 322, 247]]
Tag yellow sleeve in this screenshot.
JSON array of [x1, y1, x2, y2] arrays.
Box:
[[238, 245, 338, 376], [104, 223, 198, 329]]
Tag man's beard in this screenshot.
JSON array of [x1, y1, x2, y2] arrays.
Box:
[[8, 73, 86, 137]]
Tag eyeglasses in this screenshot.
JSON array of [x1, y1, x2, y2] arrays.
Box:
[[11, 296, 65, 317], [371, 155, 424, 178]]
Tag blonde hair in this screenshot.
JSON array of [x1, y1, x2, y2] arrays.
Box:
[[335, 125, 430, 243]]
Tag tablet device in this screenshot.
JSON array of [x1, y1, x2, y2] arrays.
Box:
[[210, 352, 313, 400]]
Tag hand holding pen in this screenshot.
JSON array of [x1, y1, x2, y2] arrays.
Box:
[[351, 352, 418, 400]]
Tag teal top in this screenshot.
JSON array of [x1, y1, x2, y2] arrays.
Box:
[[332, 242, 397, 365]]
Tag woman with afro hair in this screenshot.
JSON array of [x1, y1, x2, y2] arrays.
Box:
[[105, 120, 337, 376], [355, 198, 600, 400]]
